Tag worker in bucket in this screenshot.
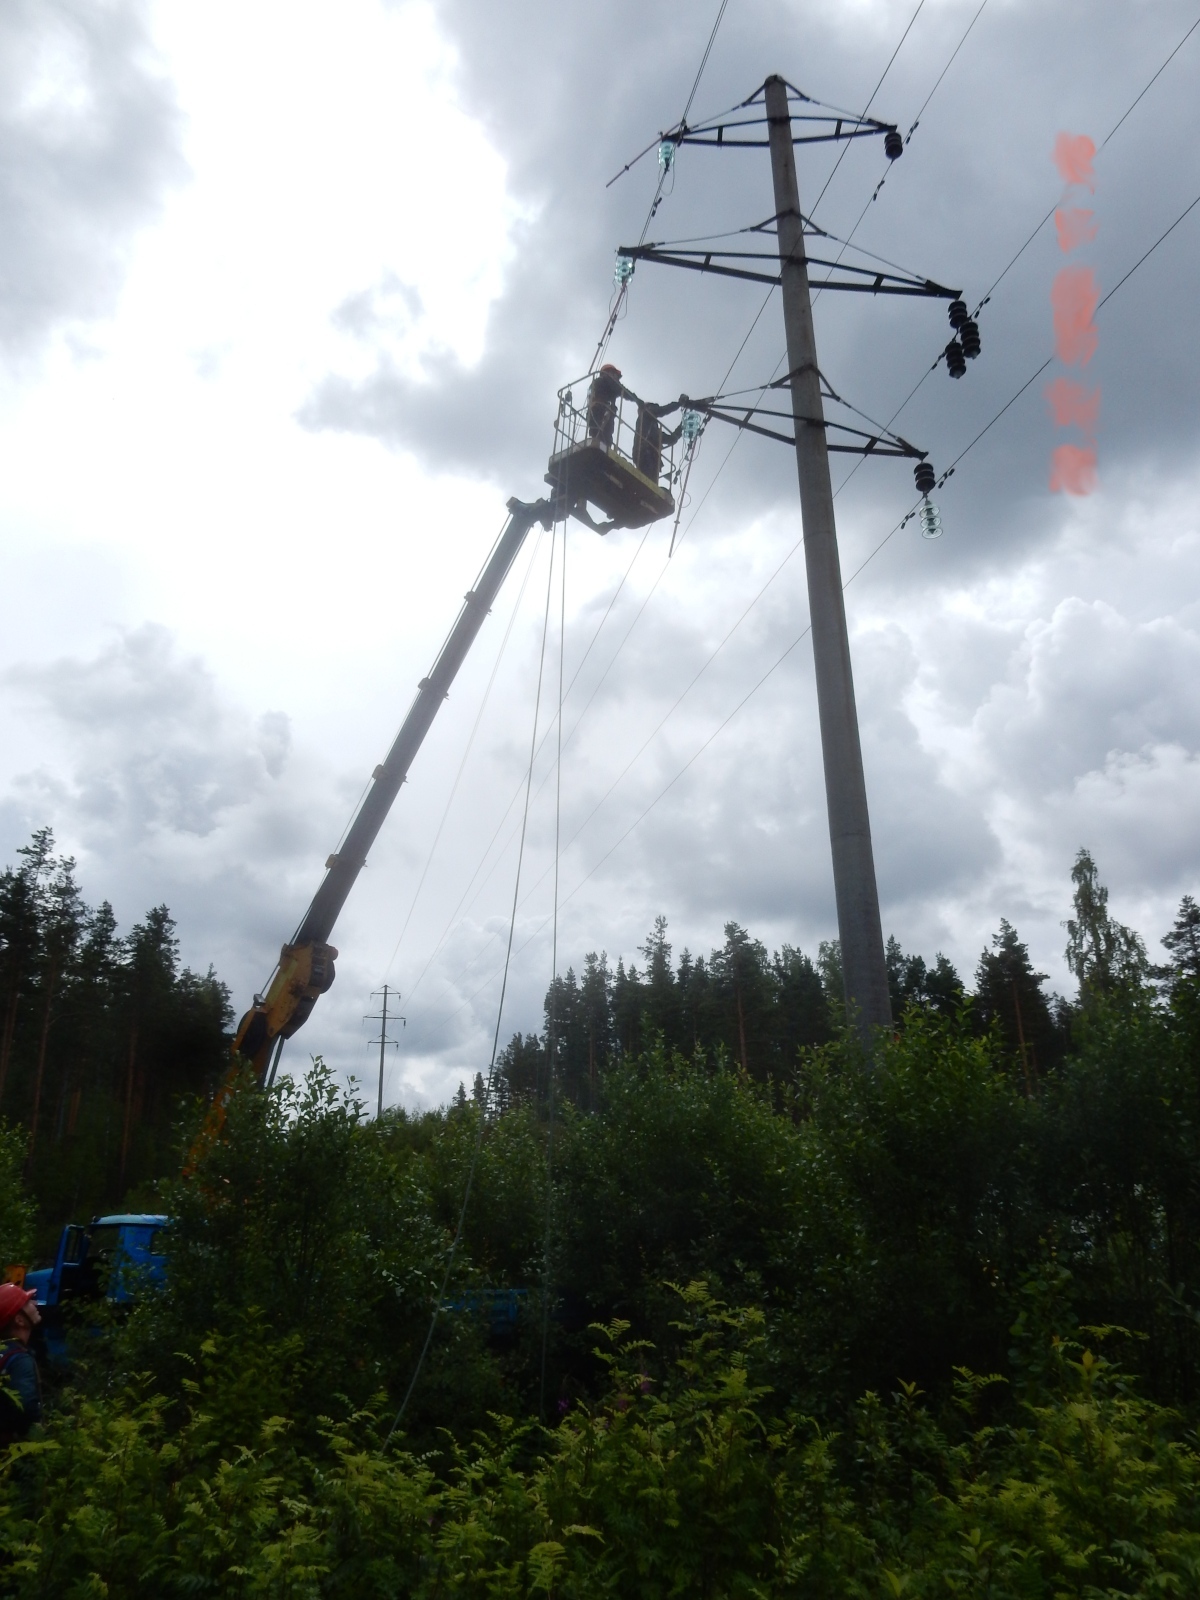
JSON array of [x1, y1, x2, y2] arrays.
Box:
[[632, 400, 684, 482], [586, 363, 627, 447], [0, 1283, 42, 1442]]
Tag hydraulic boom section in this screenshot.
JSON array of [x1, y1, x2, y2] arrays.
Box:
[[232, 496, 555, 1077], [231, 370, 687, 1081]]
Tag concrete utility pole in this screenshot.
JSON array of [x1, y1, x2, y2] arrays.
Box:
[[764, 74, 892, 1036]]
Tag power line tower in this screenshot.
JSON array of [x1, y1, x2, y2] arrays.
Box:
[[365, 984, 405, 1119], [763, 74, 890, 1033], [617, 74, 979, 1038]]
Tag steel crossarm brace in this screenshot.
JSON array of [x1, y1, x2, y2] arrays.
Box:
[[671, 110, 896, 150], [616, 244, 960, 299], [698, 402, 927, 458]]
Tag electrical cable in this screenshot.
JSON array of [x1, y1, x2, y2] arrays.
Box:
[[807, 0, 928, 221], [561, 5, 1200, 920], [832, 11, 1200, 497], [811, 0, 990, 304], [415, 166, 1200, 1042], [682, 0, 730, 126], [384, 522, 559, 1447], [593, 0, 731, 368]]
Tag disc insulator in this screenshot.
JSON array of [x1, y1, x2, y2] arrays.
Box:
[[947, 298, 968, 329], [919, 501, 943, 539], [914, 461, 936, 496], [960, 318, 981, 359], [884, 129, 903, 160], [945, 339, 966, 379]]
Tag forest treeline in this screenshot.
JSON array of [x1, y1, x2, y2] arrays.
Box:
[[3, 840, 1200, 1592], [491, 846, 1169, 1109], [0, 828, 231, 1243]]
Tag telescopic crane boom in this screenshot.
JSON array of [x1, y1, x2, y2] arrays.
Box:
[[231, 496, 555, 1077], [230, 372, 684, 1081]]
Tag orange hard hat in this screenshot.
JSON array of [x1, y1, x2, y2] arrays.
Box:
[[0, 1282, 36, 1327], [599, 363, 622, 377]]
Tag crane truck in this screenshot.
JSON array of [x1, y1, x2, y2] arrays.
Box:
[[231, 375, 685, 1080]]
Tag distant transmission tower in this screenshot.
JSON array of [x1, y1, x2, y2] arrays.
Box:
[[365, 984, 406, 1118]]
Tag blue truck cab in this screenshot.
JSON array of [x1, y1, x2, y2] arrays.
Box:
[[24, 1215, 169, 1357]]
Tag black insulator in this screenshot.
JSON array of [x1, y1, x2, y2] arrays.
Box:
[[945, 339, 966, 379], [947, 297, 968, 329], [960, 318, 981, 359], [884, 129, 903, 160], [914, 461, 936, 496]]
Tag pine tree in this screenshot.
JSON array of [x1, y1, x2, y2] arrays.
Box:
[[578, 952, 613, 1108], [638, 916, 679, 1048], [772, 944, 830, 1062], [0, 859, 40, 1114], [676, 950, 709, 1057], [1161, 894, 1200, 1001], [27, 848, 85, 1166], [710, 924, 773, 1078], [975, 919, 1061, 1081], [611, 957, 642, 1058], [887, 937, 964, 1020]]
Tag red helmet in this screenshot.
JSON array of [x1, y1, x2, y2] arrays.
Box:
[[599, 363, 622, 378], [0, 1282, 36, 1328]]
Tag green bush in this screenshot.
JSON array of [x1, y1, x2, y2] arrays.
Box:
[[4, 1284, 1200, 1597], [0, 1120, 34, 1272]]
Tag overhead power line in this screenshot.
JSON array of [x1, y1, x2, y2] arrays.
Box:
[[416, 165, 1200, 1046], [808, 0, 927, 219], [401, 15, 1200, 1050]]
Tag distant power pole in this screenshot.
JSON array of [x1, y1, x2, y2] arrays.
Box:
[[366, 984, 406, 1118], [763, 74, 892, 1036]]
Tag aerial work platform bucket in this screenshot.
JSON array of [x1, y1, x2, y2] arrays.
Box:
[[546, 371, 678, 532]]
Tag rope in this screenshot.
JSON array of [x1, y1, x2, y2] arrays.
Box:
[[398, 527, 656, 1012], [383, 526, 558, 1446], [539, 519, 567, 1421], [383, 522, 547, 978]]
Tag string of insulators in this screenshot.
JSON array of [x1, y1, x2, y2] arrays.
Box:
[[913, 460, 942, 538], [681, 409, 703, 444], [884, 129, 903, 160], [614, 253, 635, 290], [658, 140, 676, 173], [959, 318, 981, 359], [945, 338, 967, 379]]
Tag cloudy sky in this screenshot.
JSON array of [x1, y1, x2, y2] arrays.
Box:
[[2, 0, 1198, 1105]]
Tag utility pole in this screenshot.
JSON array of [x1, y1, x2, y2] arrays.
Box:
[[764, 74, 892, 1037], [366, 984, 405, 1119]]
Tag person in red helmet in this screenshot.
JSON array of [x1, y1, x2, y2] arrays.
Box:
[[585, 362, 627, 447], [0, 1282, 42, 1442]]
